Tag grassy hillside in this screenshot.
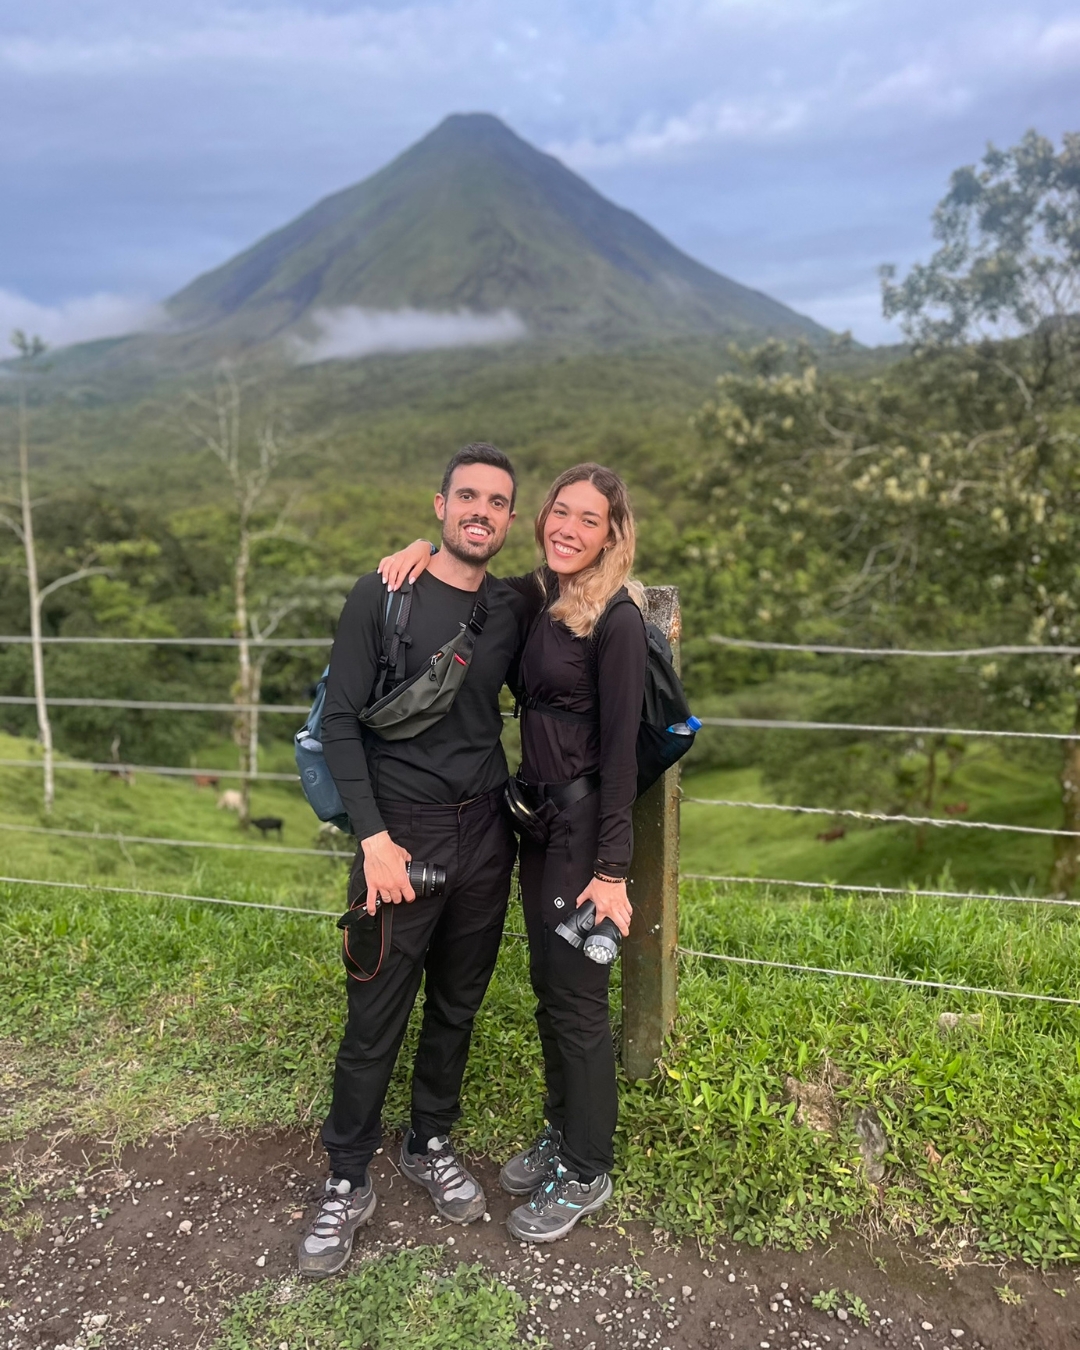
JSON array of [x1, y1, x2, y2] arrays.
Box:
[[681, 750, 1061, 897], [4, 333, 895, 530], [0, 724, 1064, 913]]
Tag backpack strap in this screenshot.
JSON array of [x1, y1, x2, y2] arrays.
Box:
[[467, 575, 490, 637], [586, 590, 639, 690], [371, 580, 413, 705]]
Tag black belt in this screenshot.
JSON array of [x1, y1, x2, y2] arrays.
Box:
[[521, 772, 600, 813]]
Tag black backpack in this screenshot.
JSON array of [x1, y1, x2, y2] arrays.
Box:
[[518, 591, 698, 797]]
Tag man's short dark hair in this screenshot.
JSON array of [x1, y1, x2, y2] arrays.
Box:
[[441, 443, 517, 511]]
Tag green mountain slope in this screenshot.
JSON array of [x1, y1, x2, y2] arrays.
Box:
[[167, 112, 826, 349]]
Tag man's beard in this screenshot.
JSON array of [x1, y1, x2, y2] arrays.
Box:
[[441, 517, 506, 565]]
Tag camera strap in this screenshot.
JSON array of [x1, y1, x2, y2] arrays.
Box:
[[338, 902, 393, 982]]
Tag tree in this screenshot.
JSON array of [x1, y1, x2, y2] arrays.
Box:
[[1, 333, 106, 812], [880, 130, 1080, 890], [882, 130, 1080, 351], [689, 331, 1079, 881], [183, 363, 306, 825]]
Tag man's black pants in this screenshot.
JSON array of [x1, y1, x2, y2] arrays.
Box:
[[321, 790, 516, 1180], [518, 789, 618, 1179]]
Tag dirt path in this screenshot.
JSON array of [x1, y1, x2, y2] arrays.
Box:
[[1, 1126, 1076, 1350]]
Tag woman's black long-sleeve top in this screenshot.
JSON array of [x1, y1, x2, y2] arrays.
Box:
[[515, 574, 648, 879]]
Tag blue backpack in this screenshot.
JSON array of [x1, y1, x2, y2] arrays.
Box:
[[295, 668, 352, 832]]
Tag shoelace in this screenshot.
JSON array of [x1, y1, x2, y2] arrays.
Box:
[[523, 1128, 556, 1170], [530, 1169, 572, 1214], [310, 1189, 352, 1238], [427, 1145, 469, 1191]]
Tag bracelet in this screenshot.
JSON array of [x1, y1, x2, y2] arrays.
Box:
[[593, 871, 624, 885]]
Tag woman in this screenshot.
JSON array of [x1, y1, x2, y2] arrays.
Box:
[[380, 463, 647, 1242]]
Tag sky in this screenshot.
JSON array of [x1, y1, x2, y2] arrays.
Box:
[[2, 0, 1079, 348]]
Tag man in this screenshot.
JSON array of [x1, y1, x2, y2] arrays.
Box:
[[298, 443, 530, 1278]]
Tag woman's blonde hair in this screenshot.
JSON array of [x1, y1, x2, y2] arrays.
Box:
[[535, 463, 644, 638]]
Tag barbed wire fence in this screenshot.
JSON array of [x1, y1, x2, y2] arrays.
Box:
[[3, 630, 1080, 1010]]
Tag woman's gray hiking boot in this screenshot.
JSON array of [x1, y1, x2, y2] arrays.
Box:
[[499, 1124, 562, 1195], [399, 1131, 487, 1223], [506, 1162, 612, 1243], [297, 1176, 376, 1278]]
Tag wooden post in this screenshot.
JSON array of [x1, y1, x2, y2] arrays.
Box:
[[622, 586, 680, 1081]]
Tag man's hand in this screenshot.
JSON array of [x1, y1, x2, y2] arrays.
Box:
[[377, 539, 434, 591], [361, 831, 415, 915], [573, 876, 632, 938]]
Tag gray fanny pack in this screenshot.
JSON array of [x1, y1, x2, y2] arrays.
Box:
[[360, 576, 490, 741]]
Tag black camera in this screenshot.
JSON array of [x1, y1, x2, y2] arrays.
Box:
[[555, 900, 621, 965], [405, 859, 447, 900]]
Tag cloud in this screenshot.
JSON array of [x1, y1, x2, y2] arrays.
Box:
[[0, 288, 166, 350], [290, 307, 527, 364], [550, 94, 811, 168]]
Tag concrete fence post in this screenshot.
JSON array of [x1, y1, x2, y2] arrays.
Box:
[[622, 585, 680, 1081]]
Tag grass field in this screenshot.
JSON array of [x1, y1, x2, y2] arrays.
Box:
[[3, 731, 1080, 1266], [680, 752, 1062, 896]]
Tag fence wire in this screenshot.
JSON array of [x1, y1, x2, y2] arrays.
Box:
[[682, 872, 1080, 909], [0, 821, 348, 859], [710, 634, 1080, 658], [0, 874, 334, 917], [681, 795, 1080, 839], [6, 693, 1075, 741], [5, 631, 1077, 657], [0, 875, 529, 940], [0, 758, 299, 783], [0, 695, 308, 714], [699, 715, 1077, 743], [0, 635, 332, 648], [677, 946, 1080, 1007]]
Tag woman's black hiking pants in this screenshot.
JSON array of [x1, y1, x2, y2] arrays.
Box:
[[518, 788, 618, 1180]]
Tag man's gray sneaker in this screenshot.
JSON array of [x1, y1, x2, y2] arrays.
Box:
[[500, 1124, 562, 1196], [399, 1131, 486, 1224], [297, 1177, 376, 1278], [506, 1163, 612, 1243]]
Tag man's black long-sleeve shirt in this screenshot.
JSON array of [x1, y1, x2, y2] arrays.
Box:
[[321, 570, 533, 840]]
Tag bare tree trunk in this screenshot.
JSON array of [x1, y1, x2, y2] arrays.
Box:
[[248, 656, 266, 781], [1050, 712, 1080, 895], [233, 527, 252, 828], [17, 378, 54, 814]]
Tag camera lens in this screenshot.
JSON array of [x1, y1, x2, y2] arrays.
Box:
[[405, 860, 447, 899]]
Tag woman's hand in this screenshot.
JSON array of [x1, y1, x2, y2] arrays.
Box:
[[573, 876, 632, 938], [377, 539, 434, 591]]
